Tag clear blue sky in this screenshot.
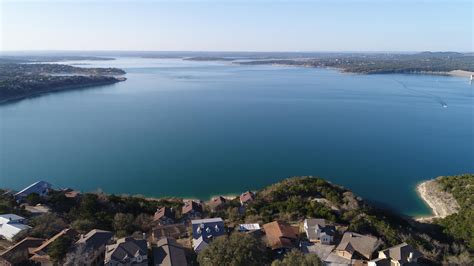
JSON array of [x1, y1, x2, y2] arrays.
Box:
[[1, 0, 472, 52]]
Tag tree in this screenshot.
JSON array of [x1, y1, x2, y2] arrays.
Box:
[[113, 213, 135, 237], [25, 192, 42, 205], [71, 218, 96, 233], [29, 213, 68, 239], [133, 213, 153, 232], [48, 235, 73, 264], [272, 250, 321, 266], [197, 233, 269, 266]]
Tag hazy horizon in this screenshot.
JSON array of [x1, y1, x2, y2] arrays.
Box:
[[1, 0, 472, 52]]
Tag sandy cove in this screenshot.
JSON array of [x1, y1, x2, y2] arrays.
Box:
[[416, 177, 460, 222]]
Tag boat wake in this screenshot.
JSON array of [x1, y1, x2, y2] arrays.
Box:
[[394, 80, 448, 108]]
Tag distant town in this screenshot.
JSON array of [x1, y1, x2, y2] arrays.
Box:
[[0, 174, 472, 265]]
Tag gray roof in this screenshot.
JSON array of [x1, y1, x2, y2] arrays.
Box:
[[380, 242, 422, 263], [335, 232, 380, 260], [301, 242, 335, 261], [76, 229, 113, 251], [191, 218, 223, 224], [153, 237, 187, 266], [0, 214, 26, 223], [14, 181, 51, 199], [105, 237, 148, 264]]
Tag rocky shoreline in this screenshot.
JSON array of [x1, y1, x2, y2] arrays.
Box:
[[415, 177, 460, 222]]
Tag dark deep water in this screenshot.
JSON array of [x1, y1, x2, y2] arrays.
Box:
[[1, 58, 473, 216]]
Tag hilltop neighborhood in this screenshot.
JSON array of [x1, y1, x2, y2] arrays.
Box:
[[0, 175, 471, 265], [0, 180, 426, 266]]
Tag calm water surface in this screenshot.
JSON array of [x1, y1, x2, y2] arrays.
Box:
[[1, 57, 473, 216]]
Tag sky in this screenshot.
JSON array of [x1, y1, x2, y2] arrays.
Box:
[[0, 0, 472, 52]]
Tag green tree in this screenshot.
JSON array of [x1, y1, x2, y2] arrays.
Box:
[[48, 235, 73, 264], [113, 213, 135, 237], [25, 193, 42, 205], [272, 250, 321, 266], [197, 233, 269, 266], [29, 213, 68, 239]]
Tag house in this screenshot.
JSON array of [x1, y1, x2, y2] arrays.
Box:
[[262, 221, 299, 251], [239, 191, 255, 206], [368, 243, 422, 266], [152, 237, 187, 266], [303, 218, 336, 244], [182, 201, 203, 220], [238, 223, 261, 232], [14, 181, 52, 201], [191, 218, 225, 253], [334, 232, 380, 261], [0, 237, 44, 266], [154, 207, 176, 225], [64, 190, 81, 200], [152, 223, 188, 241], [105, 237, 148, 265], [30, 228, 78, 265], [0, 214, 31, 241], [73, 229, 114, 265], [208, 196, 227, 211]]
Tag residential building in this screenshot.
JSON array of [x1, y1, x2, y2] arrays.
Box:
[[0, 237, 44, 266], [303, 218, 336, 244], [14, 181, 52, 201], [369, 243, 422, 266], [191, 218, 225, 253], [30, 228, 78, 266], [73, 229, 114, 265], [154, 207, 176, 225], [208, 196, 227, 211], [182, 201, 203, 220], [334, 232, 380, 261], [238, 223, 261, 232], [105, 237, 148, 265], [0, 214, 31, 241], [239, 191, 255, 206], [64, 190, 81, 200], [262, 221, 299, 251], [152, 223, 188, 241], [152, 237, 187, 266]]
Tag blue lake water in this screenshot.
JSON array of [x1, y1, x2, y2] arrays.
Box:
[[1, 57, 473, 216]]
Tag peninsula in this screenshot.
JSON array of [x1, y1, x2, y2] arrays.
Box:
[[0, 61, 126, 104]]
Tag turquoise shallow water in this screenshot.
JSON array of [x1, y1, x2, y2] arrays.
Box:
[[1, 57, 473, 216]]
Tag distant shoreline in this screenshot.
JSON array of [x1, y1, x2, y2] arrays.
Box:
[[415, 177, 460, 222]]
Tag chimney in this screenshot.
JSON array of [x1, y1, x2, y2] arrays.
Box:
[[142, 232, 146, 240]]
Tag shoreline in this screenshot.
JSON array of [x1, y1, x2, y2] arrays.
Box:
[[415, 178, 460, 222], [0, 79, 125, 105]]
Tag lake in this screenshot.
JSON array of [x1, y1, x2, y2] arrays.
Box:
[[1, 57, 473, 216]]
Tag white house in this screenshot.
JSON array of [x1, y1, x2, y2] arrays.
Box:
[[14, 181, 52, 201], [0, 214, 31, 241], [304, 218, 336, 245]]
